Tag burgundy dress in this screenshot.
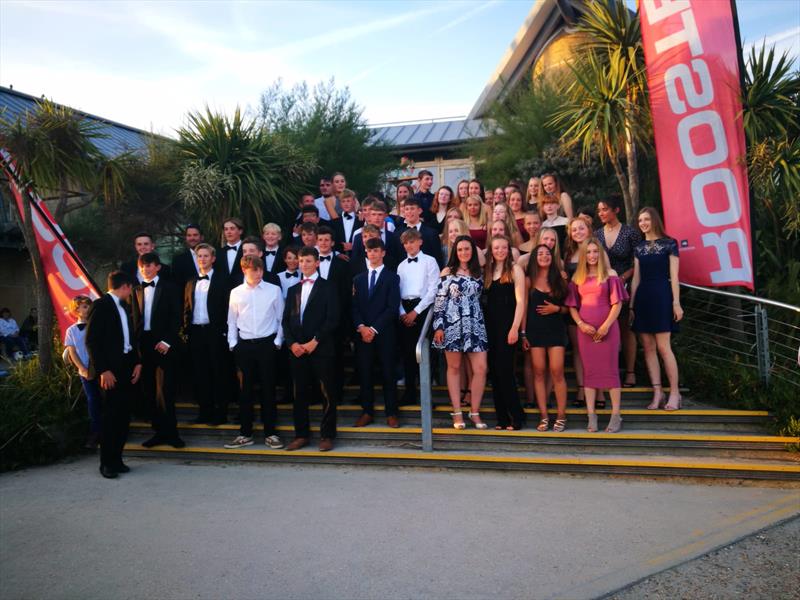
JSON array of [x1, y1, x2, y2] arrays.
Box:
[[469, 227, 488, 250], [566, 276, 629, 389], [515, 217, 529, 242]]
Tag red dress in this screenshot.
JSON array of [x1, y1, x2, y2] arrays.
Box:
[[469, 227, 487, 250], [565, 276, 629, 389], [515, 217, 529, 242]]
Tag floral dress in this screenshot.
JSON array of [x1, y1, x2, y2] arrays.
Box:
[[432, 273, 488, 352]]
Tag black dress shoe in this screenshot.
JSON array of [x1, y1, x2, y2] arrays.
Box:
[[115, 463, 131, 473], [167, 437, 186, 449], [99, 465, 118, 479], [141, 436, 164, 448]]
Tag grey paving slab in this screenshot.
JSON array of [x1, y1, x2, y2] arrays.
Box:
[[1, 456, 798, 600]]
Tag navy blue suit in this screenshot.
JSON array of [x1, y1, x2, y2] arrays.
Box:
[[351, 266, 401, 417]]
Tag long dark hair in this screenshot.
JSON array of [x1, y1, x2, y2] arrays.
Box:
[[447, 235, 482, 279], [529, 244, 567, 301]]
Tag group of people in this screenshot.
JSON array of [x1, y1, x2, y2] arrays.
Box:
[[65, 169, 684, 479]]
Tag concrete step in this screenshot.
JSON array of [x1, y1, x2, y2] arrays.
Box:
[[124, 438, 800, 482]]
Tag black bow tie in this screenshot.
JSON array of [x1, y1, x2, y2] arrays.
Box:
[[320, 255, 332, 262], [77, 323, 87, 331], [142, 281, 155, 288], [285, 271, 299, 279], [344, 213, 353, 220], [198, 275, 209, 281], [265, 250, 277, 256], [226, 245, 238, 252], [407, 257, 418, 263]]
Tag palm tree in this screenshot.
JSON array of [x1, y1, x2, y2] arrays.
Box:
[[549, 0, 648, 220], [0, 100, 104, 374], [178, 107, 316, 242]]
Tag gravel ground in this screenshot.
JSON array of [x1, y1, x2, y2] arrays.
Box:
[[607, 516, 800, 600]]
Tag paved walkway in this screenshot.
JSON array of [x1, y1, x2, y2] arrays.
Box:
[[1, 456, 798, 600]]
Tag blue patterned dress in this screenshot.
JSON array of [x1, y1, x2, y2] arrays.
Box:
[[432, 273, 489, 352]]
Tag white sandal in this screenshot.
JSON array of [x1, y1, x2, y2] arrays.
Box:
[[450, 412, 466, 430], [468, 412, 488, 430]]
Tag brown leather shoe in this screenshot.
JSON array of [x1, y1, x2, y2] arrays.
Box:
[[354, 413, 373, 427], [386, 416, 400, 428], [318, 438, 334, 452], [285, 437, 309, 451]]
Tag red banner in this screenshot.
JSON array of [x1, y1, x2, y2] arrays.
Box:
[[639, 0, 754, 289], [2, 150, 101, 341]]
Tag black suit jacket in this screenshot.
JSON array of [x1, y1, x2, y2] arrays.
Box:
[[332, 214, 363, 253], [217, 244, 244, 290], [172, 250, 199, 287], [264, 247, 285, 275], [282, 277, 340, 357], [395, 222, 444, 266], [131, 278, 182, 348], [85, 293, 140, 379], [352, 267, 401, 337], [120, 257, 173, 283], [183, 270, 229, 336], [351, 230, 403, 272]]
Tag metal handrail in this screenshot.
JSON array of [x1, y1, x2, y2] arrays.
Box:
[[415, 308, 435, 452], [679, 282, 800, 313]]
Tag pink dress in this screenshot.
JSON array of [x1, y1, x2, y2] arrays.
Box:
[[565, 276, 629, 389]]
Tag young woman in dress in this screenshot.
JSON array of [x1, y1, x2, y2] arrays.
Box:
[[566, 239, 628, 433], [468, 179, 485, 202], [507, 190, 529, 241], [483, 235, 526, 430], [539, 194, 569, 248], [428, 185, 457, 234], [523, 244, 569, 432], [491, 203, 523, 248], [540, 172, 574, 219], [518, 212, 542, 256], [456, 180, 470, 207], [493, 186, 506, 206], [563, 217, 594, 407], [464, 194, 489, 250], [433, 235, 490, 430], [485, 220, 521, 262], [630, 207, 683, 411], [596, 196, 642, 387], [526, 176, 542, 212]]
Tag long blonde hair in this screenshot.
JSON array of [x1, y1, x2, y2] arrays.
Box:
[[445, 219, 470, 262], [535, 227, 564, 272], [573, 237, 611, 285], [464, 194, 488, 228]]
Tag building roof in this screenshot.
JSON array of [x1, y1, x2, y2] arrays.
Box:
[[0, 86, 156, 158], [469, 0, 582, 119], [369, 118, 487, 153]]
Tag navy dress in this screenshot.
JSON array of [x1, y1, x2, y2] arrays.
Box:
[[632, 238, 679, 333]]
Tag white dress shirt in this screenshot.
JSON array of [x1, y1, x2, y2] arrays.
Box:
[[192, 269, 213, 325], [142, 275, 159, 331], [341, 212, 356, 242], [264, 246, 280, 271], [397, 252, 439, 315], [108, 291, 132, 354], [404, 221, 422, 231], [227, 280, 284, 349], [300, 272, 318, 323], [318, 252, 336, 279], [278, 269, 301, 299], [225, 240, 242, 272]]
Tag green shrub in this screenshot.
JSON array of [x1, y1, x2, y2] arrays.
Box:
[[0, 349, 87, 471]]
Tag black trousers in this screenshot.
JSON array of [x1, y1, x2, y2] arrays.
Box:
[[139, 331, 179, 439], [291, 352, 338, 439], [188, 324, 228, 422], [488, 336, 524, 428], [100, 353, 136, 469], [355, 331, 398, 417], [399, 300, 428, 404], [234, 336, 277, 437]]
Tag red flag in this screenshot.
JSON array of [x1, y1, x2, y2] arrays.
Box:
[[1, 149, 102, 341], [639, 0, 754, 289]]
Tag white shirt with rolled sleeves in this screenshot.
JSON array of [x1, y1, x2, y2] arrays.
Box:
[[227, 280, 284, 350], [397, 251, 439, 316]]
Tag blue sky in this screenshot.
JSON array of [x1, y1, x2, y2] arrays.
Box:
[[1, 1, 797, 136]]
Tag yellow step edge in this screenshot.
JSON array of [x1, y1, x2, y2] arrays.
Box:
[[124, 444, 800, 473], [130, 422, 798, 444]]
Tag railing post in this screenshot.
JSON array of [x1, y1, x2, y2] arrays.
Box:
[[754, 304, 771, 386], [419, 344, 433, 452]]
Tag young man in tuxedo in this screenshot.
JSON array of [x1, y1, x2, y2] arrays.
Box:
[[218, 217, 245, 289], [120, 232, 172, 282], [261, 223, 285, 275], [396, 197, 444, 266], [224, 255, 285, 450], [172, 224, 204, 287], [351, 201, 402, 271], [413, 169, 435, 213], [317, 226, 351, 398], [282, 247, 341, 451], [131, 252, 185, 449], [352, 238, 402, 428], [85, 271, 142, 479], [396, 229, 440, 405], [332, 189, 362, 254], [184, 243, 230, 425], [241, 236, 282, 288], [349, 224, 380, 279]]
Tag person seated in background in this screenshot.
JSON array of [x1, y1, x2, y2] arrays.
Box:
[[65, 296, 102, 449], [0, 307, 29, 359]]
